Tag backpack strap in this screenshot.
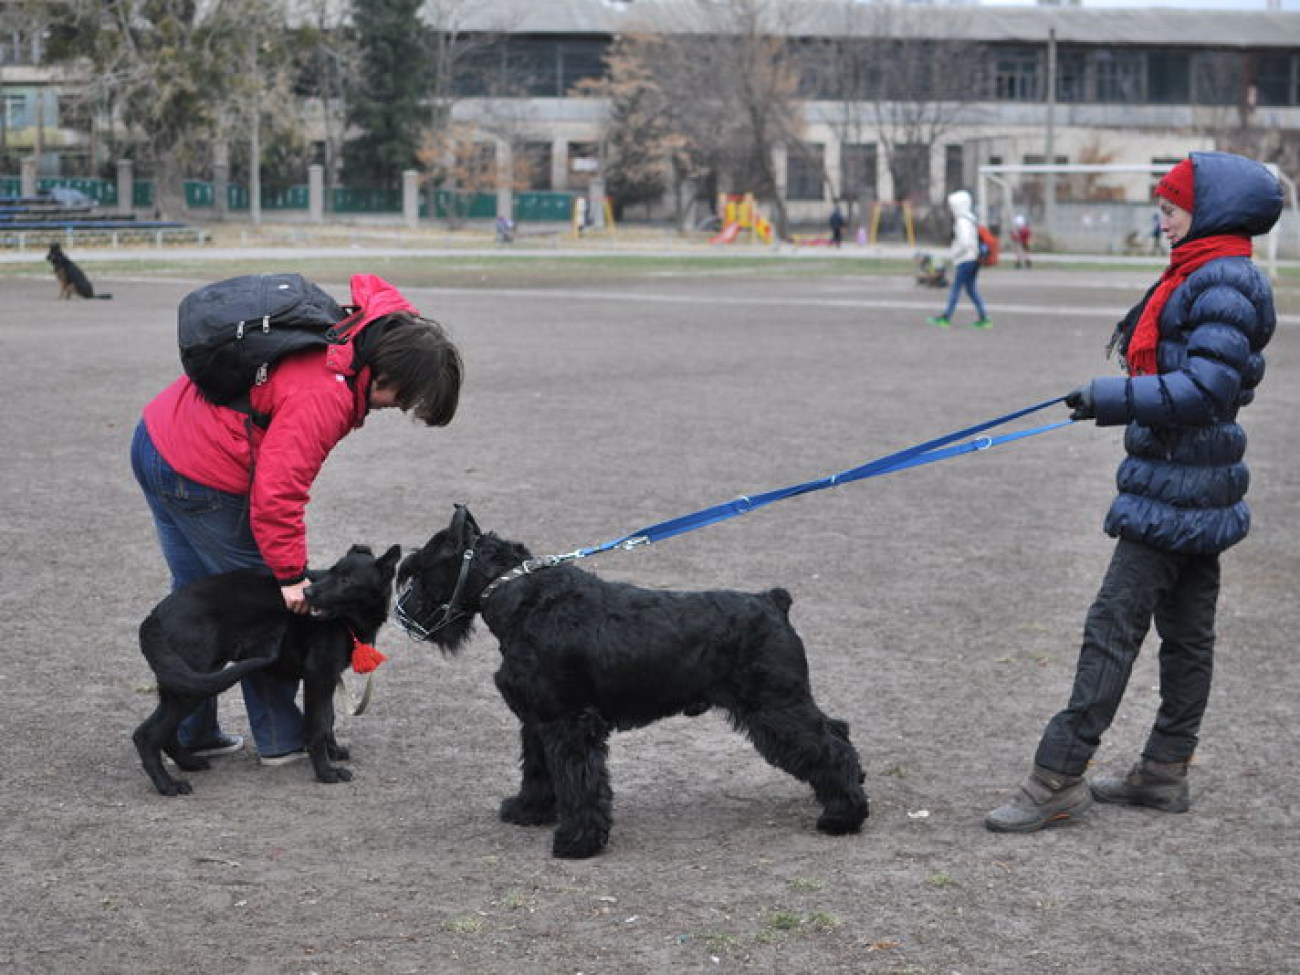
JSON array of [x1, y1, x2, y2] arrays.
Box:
[[232, 394, 272, 430]]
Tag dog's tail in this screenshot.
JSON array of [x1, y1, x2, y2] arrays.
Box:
[[766, 587, 794, 617], [90, 293, 113, 300], [139, 613, 278, 696]]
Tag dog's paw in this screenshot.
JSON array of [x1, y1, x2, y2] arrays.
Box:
[[816, 799, 869, 835], [316, 765, 354, 784], [327, 742, 351, 761], [499, 796, 558, 826], [158, 778, 194, 797], [172, 755, 211, 772], [552, 825, 609, 859]]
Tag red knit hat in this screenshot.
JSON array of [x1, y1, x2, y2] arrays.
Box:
[[1155, 158, 1195, 211]]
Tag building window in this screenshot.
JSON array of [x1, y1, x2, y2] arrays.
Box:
[[558, 42, 606, 95], [3, 93, 26, 129], [944, 144, 964, 198], [519, 142, 553, 190], [1147, 50, 1191, 104], [1256, 53, 1298, 107], [787, 143, 825, 201], [1192, 52, 1244, 106], [993, 46, 1041, 101], [841, 143, 877, 203], [1091, 50, 1144, 103], [567, 141, 600, 190], [891, 144, 930, 204], [1056, 50, 1086, 103]]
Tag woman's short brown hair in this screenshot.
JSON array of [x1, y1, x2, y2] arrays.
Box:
[[368, 313, 463, 427]]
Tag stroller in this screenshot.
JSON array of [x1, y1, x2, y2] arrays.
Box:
[[915, 252, 949, 288]]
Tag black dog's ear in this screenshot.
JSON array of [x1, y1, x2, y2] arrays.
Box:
[[450, 504, 480, 547], [348, 543, 375, 556], [378, 544, 401, 573]]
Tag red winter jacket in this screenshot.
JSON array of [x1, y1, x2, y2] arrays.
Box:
[[142, 275, 416, 584]]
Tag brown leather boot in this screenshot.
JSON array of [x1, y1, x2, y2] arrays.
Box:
[[985, 764, 1093, 833], [1090, 758, 1190, 813]]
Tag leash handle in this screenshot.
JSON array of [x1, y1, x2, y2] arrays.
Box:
[[577, 398, 1068, 557]]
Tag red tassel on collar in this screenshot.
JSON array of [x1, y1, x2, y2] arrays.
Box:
[[351, 632, 388, 674]]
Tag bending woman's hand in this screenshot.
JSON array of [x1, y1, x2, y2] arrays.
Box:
[[281, 580, 311, 615]]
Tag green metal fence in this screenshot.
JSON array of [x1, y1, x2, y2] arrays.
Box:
[[331, 186, 401, 214], [433, 189, 496, 220], [515, 192, 573, 222], [5, 176, 574, 222]]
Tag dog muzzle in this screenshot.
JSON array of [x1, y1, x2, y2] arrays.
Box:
[[394, 580, 452, 642], [394, 546, 477, 642]]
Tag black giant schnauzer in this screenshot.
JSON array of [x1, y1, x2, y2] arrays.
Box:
[[133, 543, 401, 796], [396, 505, 868, 858]]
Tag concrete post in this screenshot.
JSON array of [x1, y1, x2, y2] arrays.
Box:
[[588, 176, 605, 229], [496, 139, 513, 224], [308, 164, 324, 223], [552, 139, 568, 191], [116, 159, 134, 216], [20, 157, 37, 198], [402, 169, 420, 228]]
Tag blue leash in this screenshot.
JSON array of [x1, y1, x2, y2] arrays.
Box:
[[539, 398, 1072, 564]]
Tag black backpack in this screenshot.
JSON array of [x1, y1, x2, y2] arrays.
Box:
[[178, 273, 349, 417]]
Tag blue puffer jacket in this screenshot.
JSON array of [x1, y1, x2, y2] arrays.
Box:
[[1089, 152, 1282, 554]]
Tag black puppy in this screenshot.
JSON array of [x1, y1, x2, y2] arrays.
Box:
[[46, 243, 111, 299], [396, 506, 868, 858], [133, 544, 401, 796]]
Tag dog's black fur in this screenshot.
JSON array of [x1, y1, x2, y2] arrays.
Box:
[[397, 506, 868, 858], [46, 243, 111, 299], [133, 543, 401, 795]]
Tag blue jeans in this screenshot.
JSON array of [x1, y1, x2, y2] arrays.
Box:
[[131, 420, 304, 755], [941, 260, 988, 321]]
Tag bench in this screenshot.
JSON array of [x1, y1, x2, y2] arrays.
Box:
[[0, 221, 209, 248]]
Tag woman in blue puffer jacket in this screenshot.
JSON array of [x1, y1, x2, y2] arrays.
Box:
[[987, 151, 1283, 833]]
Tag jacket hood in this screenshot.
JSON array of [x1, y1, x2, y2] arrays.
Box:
[[947, 190, 974, 221], [1183, 152, 1283, 242], [327, 274, 420, 375]]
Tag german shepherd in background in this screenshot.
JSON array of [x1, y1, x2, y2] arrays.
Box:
[[46, 243, 111, 299]]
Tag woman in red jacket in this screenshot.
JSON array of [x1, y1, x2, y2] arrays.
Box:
[[131, 275, 462, 763]]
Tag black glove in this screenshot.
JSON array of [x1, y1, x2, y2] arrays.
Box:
[[1065, 384, 1095, 422]]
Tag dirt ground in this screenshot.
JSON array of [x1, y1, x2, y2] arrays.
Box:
[[2, 251, 1298, 974]]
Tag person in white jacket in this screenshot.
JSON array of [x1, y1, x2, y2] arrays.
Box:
[[927, 190, 993, 329]]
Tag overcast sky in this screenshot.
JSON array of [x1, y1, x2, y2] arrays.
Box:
[[980, 0, 1297, 8]]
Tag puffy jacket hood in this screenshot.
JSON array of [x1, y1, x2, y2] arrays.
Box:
[[349, 273, 418, 321], [326, 273, 420, 375], [947, 190, 974, 222], [1183, 151, 1283, 243]]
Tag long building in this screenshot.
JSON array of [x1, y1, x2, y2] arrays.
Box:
[[4, 0, 1298, 248], [429, 1, 1299, 231]]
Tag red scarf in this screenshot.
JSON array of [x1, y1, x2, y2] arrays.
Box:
[[1126, 234, 1253, 376]]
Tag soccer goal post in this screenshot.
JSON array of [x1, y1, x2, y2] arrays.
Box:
[[977, 162, 1293, 279]]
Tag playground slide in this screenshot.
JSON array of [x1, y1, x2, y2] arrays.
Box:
[[709, 222, 741, 244]]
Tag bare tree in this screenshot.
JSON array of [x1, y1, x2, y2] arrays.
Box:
[[45, 0, 290, 219], [0, 0, 53, 172], [416, 0, 523, 226], [290, 0, 360, 197], [586, 0, 806, 237], [808, 1, 986, 210], [574, 34, 683, 221]]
